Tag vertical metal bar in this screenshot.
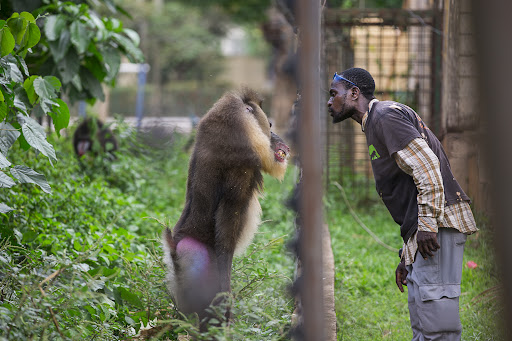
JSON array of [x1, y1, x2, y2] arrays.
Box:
[[473, 0, 512, 337], [297, 0, 324, 340], [135, 64, 150, 131]]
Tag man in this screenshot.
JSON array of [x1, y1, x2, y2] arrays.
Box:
[[327, 67, 478, 340]]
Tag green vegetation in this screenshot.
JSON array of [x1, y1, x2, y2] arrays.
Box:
[[0, 124, 296, 340], [326, 186, 504, 340]]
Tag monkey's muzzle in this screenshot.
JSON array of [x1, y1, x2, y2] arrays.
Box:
[[274, 142, 290, 163]]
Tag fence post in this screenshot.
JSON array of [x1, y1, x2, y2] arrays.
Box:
[[297, 0, 325, 339]]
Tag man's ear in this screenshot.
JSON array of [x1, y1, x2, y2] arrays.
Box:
[[351, 86, 360, 100]]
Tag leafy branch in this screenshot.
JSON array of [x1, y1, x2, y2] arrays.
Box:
[[0, 11, 70, 213]]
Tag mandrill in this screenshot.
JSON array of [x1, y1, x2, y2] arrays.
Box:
[[162, 87, 289, 327]]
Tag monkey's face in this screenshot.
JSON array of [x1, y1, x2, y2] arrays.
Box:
[[243, 100, 289, 180]]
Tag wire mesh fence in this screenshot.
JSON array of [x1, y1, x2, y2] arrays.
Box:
[[322, 6, 443, 200]]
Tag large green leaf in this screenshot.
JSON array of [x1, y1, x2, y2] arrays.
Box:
[[0, 170, 15, 188], [0, 27, 15, 57], [48, 98, 70, 137], [6, 13, 28, 45], [18, 115, 57, 163], [10, 165, 51, 193], [48, 29, 71, 62], [44, 15, 67, 41], [112, 33, 144, 63], [0, 202, 13, 213], [33, 76, 58, 100], [58, 48, 80, 84], [80, 68, 105, 101], [101, 46, 121, 81], [0, 152, 10, 168], [70, 21, 91, 54], [8, 62, 23, 83], [0, 122, 21, 154], [24, 23, 41, 50]]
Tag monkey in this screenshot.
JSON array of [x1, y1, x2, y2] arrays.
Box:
[[72, 117, 118, 159], [162, 87, 290, 328]]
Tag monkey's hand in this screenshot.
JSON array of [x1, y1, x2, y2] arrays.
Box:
[[416, 230, 440, 260], [395, 260, 408, 293]]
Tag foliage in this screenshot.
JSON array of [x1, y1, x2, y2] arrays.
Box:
[[0, 11, 70, 213], [0, 122, 297, 340], [22, 0, 144, 105]]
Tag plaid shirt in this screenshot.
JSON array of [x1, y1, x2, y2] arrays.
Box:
[[394, 138, 478, 265]]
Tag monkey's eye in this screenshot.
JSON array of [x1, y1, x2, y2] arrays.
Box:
[[269, 121, 272, 128], [245, 106, 254, 113]]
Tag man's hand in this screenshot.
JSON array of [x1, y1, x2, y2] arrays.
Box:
[[416, 230, 440, 259], [395, 260, 408, 293]]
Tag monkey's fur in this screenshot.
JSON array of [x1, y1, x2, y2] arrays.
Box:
[[162, 88, 289, 325], [73, 118, 118, 158]]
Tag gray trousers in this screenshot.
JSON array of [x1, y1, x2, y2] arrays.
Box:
[[406, 227, 467, 341]]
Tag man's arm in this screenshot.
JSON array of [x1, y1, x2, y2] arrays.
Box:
[[394, 137, 444, 259]]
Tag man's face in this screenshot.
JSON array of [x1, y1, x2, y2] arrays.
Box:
[[327, 81, 355, 123]]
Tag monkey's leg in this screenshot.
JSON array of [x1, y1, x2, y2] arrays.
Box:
[[174, 237, 220, 316]]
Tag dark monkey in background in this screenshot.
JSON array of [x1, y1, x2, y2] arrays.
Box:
[[162, 88, 290, 325], [73, 118, 118, 158]]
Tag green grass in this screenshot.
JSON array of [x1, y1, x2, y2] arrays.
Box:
[[0, 121, 503, 340], [326, 186, 504, 341]]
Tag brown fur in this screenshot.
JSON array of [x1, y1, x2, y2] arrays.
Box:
[[162, 87, 289, 326]]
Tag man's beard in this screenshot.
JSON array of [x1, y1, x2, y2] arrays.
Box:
[[331, 94, 353, 123]]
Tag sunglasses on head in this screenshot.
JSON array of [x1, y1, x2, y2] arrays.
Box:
[[332, 72, 358, 88]]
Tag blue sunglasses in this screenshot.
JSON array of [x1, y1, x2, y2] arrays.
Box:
[[332, 72, 358, 88]]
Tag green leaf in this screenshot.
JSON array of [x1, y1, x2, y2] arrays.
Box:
[[33, 76, 57, 99], [70, 21, 91, 54], [16, 55, 29, 76], [44, 15, 67, 41], [0, 26, 15, 57], [24, 23, 41, 50], [80, 68, 105, 101], [10, 165, 51, 193], [0, 152, 10, 168], [0, 122, 21, 154], [0, 170, 15, 188], [23, 75, 38, 105], [58, 48, 80, 84], [114, 287, 143, 308], [18, 115, 57, 164], [112, 33, 144, 63], [8, 62, 23, 83], [123, 28, 140, 47], [0, 202, 13, 213], [48, 29, 70, 61], [7, 14, 28, 45], [102, 46, 121, 82], [48, 98, 70, 137], [44, 76, 62, 93], [20, 12, 36, 24]]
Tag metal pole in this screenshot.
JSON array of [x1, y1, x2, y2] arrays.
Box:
[[135, 63, 150, 131], [297, 0, 325, 340], [473, 0, 512, 338]]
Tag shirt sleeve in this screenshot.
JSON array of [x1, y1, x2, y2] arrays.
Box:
[[394, 138, 445, 233]]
